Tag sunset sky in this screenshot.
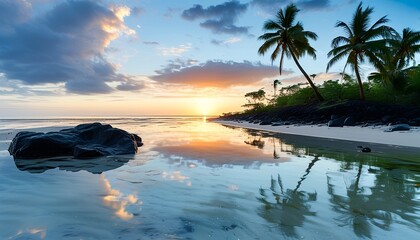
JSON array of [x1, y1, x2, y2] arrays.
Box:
[[0, 0, 419, 117]]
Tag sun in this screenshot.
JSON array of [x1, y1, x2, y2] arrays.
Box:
[[195, 98, 213, 116]]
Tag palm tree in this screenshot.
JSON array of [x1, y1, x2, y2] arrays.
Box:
[[273, 79, 280, 97], [392, 28, 420, 69], [258, 4, 324, 102], [369, 28, 420, 90], [326, 2, 393, 100]]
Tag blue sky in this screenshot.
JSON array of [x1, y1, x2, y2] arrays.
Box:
[[0, 0, 419, 117]]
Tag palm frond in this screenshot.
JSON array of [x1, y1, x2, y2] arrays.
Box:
[[258, 32, 281, 41], [262, 20, 282, 31], [335, 21, 353, 38], [327, 44, 351, 57], [367, 15, 389, 32], [331, 36, 350, 48], [282, 4, 299, 28], [326, 50, 350, 71], [258, 37, 281, 55]]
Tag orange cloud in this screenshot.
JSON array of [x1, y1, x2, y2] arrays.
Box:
[[151, 60, 290, 88]]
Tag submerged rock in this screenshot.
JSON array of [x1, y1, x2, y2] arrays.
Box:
[[8, 122, 143, 159]]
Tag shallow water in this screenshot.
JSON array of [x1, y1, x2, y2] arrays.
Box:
[[0, 118, 419, 239]]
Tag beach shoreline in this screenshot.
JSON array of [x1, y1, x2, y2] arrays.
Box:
[[213, 120, 420, 148]]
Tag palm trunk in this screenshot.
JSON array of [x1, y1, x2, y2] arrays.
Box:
[[289, 50, 324, 102], [354, 55, 366, 100]]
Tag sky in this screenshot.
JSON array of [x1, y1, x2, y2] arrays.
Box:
[[0, 0, 419, 117]]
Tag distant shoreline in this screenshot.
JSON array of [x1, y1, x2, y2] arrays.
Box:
[[214, 120, 420, 148]]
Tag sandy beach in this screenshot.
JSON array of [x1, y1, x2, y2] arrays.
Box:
[[214, 120, 420, 148]]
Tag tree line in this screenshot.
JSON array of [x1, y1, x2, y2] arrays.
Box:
[[256, 2, 420, 105]]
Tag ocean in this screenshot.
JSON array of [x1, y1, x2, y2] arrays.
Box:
[[0, 117, 418, 239]]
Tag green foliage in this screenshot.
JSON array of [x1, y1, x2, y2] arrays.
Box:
[[406, 65, 420, 93], [272, 72, 420, 108], [243, 89, 266, 110]]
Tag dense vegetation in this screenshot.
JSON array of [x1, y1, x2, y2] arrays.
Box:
[[240, 2, 420, 115]]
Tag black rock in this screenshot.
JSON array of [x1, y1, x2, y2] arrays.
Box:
[[357, 146, 371, 153], [8, 122, 143, 159], [381, 115, 392, 124], [330, 114, 340, 120], [388, 124, 411, 132], [343, 117, 355, 126], [328, 116, 345, 127], [396, 118, 409, 124], [409, 117, 420, 126]]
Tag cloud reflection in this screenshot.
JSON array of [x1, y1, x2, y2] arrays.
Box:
[[10, 228, 47, 240], [162, 170, 192, 186], [153, 140, 287, 167], [101, 175, 142, 221]]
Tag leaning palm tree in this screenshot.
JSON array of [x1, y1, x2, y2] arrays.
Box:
[[326, 2, 393, 100], [258, 4, 324, 102]]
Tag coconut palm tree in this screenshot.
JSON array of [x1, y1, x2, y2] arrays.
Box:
[[326, 2, 393, 100], [368, 28, 420, 90], [258, 3, 324, 102], [393, 28, 420, 69]]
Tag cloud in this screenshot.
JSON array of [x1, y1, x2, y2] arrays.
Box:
[[0, 0, 31, 33], [143, 41, 159, 45], [182, 0, 249, 35], [158, 43, 192, 56], [164, 7, 181, 18], [0, 0, 136, 94], [116, 80, 145, 91], [297, 0, 331, 10], [250, 0, 331, 14], [155, 58, 198, 75], [211, 37, 241, 45], [131, 6, 145, 16], [151, 60, 285, 88], [278, 72, 341, 87], [250, 0, 286, 14]]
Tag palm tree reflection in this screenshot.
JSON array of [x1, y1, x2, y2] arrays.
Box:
[[244, 135, 265, 149], [258, 156, 319, 237], [327, 160, 418, 238]]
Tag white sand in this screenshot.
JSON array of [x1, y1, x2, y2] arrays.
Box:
[[214, 120, 420, 148]]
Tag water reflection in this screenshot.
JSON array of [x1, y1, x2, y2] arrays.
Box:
[[10, 228, 47, 240], [152, 140, 287, 167], [101, 175, 142, 221], [258, 157, 319, 238], [0, 118, 419, 239], [14, 155, 133, 174], [162, 170, 192, 186], [239, 128, 420, 238], [327, 161, 419, 238]]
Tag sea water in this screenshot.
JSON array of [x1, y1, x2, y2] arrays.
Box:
[[0, 118, 418, 239]]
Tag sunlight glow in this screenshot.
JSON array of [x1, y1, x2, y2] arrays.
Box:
[[195, 98, 213, 116]]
